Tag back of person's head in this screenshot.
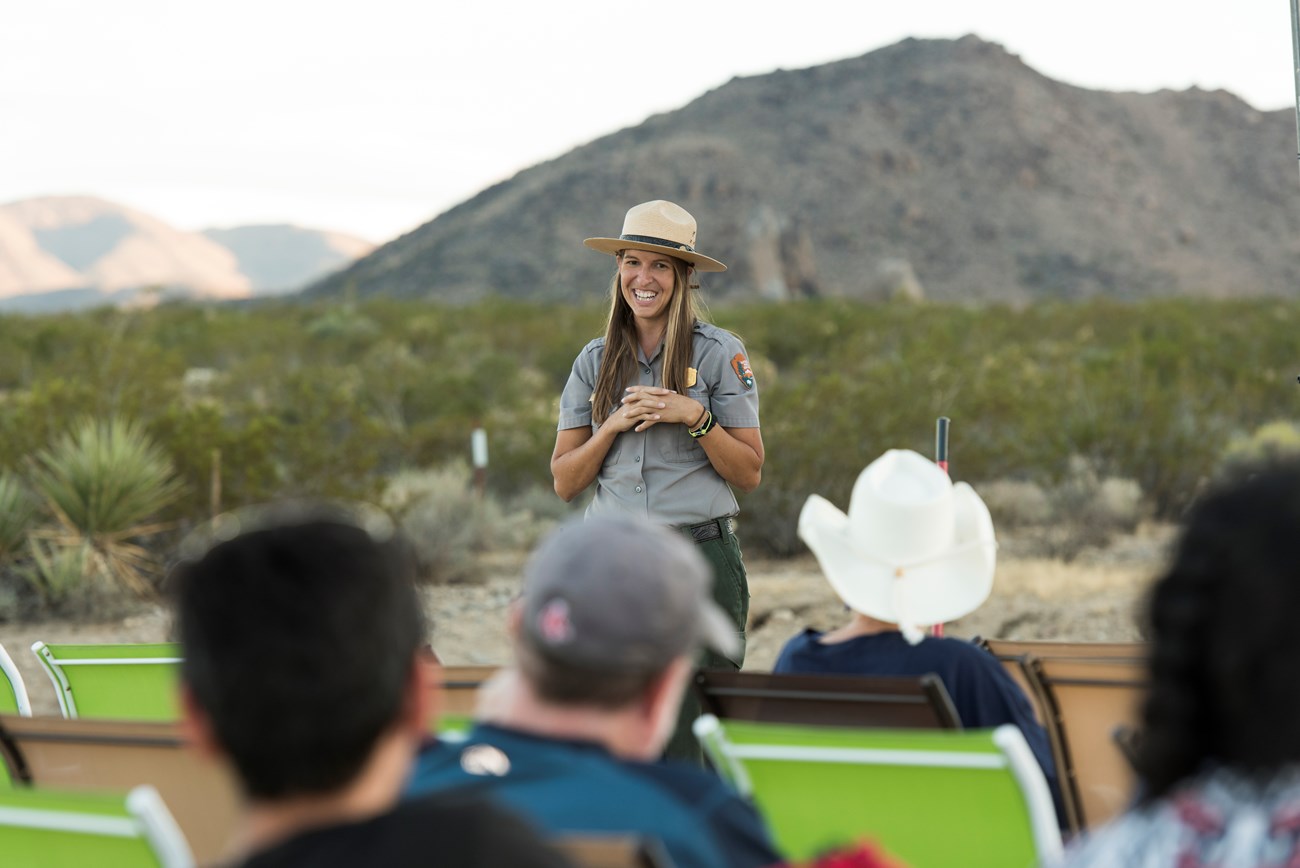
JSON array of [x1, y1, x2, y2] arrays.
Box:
[[173, 504, 424, 800], [513, 514, 738, 710], [1136, 460, 1300, 800]]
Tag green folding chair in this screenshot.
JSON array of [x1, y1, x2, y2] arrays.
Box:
[[694, 715, 1062, 868], [0, 783, 194, 867], [30, 643, 182, 722], [0, 643, 32, 717]]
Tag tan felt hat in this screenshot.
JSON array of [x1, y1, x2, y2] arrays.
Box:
[[584, 200, 727, 272]]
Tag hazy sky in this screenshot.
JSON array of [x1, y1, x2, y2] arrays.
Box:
[[3, 0, 1295, 242]]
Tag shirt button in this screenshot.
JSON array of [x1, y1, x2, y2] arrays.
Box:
[[635, 456, 641, 463], [643, 367, 651, 374], [635, 486, 643, 493]]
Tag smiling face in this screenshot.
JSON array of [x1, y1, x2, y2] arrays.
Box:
[[617, 249, 689, 331]]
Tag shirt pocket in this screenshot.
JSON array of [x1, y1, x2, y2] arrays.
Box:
[[659, 386, 711, 465]]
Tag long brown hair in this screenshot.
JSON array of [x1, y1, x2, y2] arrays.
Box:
[[590, 254, 700, 425]]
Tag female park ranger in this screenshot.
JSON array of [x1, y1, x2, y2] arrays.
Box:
[[551, 200, 763, 754]]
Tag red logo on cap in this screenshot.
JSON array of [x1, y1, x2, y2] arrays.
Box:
[[536, 599, 575, 645]]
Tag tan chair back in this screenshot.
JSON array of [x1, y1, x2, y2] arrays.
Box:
[[436, 665, 501, 718], [552, 834, 673, 868], [1029, 657, 1146, 832], [0, 714, 239, 864], [980, 639, 1145, 728]]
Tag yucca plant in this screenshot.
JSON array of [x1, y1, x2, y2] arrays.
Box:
[[0, 472, 37, 565], [19, 538, 92, 605], [29, 417, 184, 597]]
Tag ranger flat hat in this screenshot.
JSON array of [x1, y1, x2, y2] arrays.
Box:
[[584, 200, 727, 272]]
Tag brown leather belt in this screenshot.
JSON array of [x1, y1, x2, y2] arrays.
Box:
[[680, 517, 734, 543]]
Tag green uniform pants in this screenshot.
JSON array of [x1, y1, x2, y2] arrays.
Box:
[[663, 523, 749, 762]]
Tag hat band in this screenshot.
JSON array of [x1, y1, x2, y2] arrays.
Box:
[[620, 234, 695, 254]]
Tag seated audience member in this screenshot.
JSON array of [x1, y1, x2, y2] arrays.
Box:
[[172, 505, 570, 868], [776, 449, 1062, 819], [1061, 461, 1300, 865], [406, 514, 782, 868]]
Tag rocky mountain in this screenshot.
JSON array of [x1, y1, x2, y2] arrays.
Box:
[[306, 36, 1300, 304], [0, 197, 373, 311]]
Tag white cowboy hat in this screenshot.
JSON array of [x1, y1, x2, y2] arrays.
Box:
[[798, 449, 997, 644], [584, 200, 727, 272]]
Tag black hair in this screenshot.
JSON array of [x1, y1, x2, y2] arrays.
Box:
[[173, 512, 424, 800], [1135, 459, 1300, 801]]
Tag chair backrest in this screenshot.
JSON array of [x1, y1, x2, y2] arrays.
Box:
[[695, 715, 1061, 868], [693, 670, 961, 730], [0, 783, 194, 867], [980, 639, 1145, 660], [1028, 656, 1145, 832], [552, 833, 674, 868], [0, 643, 32, 717], [980, 639, 1144, 736], [31, 642, 182, 721], [436, 664, 500, 717], [0, 714, 239, 865]]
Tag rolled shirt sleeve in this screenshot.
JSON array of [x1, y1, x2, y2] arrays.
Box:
[[694, 324, 760, 429], [557, 339, 603, 431]]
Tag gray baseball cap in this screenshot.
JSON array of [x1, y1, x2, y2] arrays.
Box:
[[519, 515, 741, 672]]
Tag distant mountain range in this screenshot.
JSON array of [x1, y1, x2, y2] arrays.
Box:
[[0, 196, 373, 312], [306, 35, 1300, 304]]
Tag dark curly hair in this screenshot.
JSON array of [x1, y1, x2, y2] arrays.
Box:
[[1135, 459, 1300, 802]]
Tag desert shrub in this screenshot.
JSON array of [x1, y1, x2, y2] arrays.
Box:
[[497, 483, 581, 550], [19, 539, 92, 608], [976, 458, 1145, 561], [975, 479, 1054, 529], [1046, 457, 1145, 559], [0, 472, 36, 564], [1219, 420, 1300, 471], [4, 295, 1300, 564], [381, 464, 575, 582], [381, 463, 501, 584], [29, 417, 184, 596]]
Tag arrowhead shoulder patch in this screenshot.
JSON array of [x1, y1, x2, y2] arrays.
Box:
[[731, 354, 755, 390]]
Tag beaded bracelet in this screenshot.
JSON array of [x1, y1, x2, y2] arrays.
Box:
[[688, 410, 716, 439]]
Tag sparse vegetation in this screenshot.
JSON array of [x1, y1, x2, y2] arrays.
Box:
[[1, 295, 1298, 615]]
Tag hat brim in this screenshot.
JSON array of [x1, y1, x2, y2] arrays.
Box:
[[584, 237, 727, 273], [798, 486, 996, 630]]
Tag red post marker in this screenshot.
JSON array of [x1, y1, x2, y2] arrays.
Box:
[[935, 416, 950, 476], [932, 416, 951, 638]]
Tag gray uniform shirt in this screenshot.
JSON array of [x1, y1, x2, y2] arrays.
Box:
[[557, 321, 761, 526]]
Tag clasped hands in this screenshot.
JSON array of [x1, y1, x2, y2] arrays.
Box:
[[615, 386, 704, 433]]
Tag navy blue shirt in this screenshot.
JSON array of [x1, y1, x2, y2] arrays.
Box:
[[774, 629, 1065, 825], [238, 792, 572, 868], [405, 723, 781, 868]]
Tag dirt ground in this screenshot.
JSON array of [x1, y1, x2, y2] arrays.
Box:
[[0, 523, 1170, 717]]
